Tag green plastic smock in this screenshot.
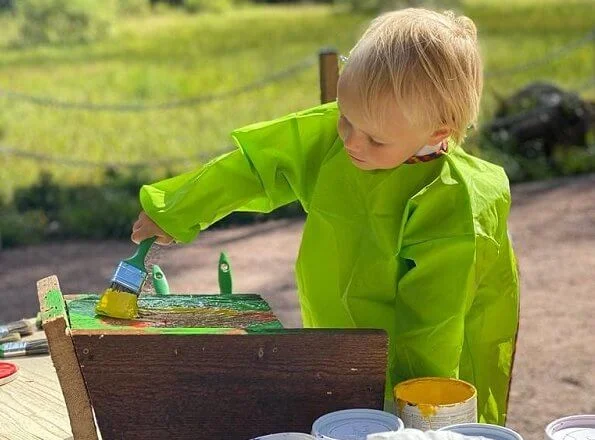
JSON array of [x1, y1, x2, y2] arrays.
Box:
[[140, 102, 520, 425]]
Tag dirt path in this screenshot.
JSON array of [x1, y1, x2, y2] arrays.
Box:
[[1, 174, 594, 440]]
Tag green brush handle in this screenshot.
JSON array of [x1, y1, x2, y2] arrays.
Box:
[[124, 237, 156, 270], [218, 252, 233, 295], [152, 264, 170, 295]]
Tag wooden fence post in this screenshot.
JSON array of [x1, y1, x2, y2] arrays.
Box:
[[319, 48, 339, 104]]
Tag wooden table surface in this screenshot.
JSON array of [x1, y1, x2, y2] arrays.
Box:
[[0, 331, 73, 440]]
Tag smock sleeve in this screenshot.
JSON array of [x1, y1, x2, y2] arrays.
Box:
[[139, 102, 339, 243]]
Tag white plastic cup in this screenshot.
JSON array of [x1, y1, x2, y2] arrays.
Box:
[[439, 423, 523, 440], [545, 414, 595, 440], [312, 408, 404, 440], [251, 433, 316, 440]]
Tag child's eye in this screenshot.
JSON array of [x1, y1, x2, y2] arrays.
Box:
[[369, 137, 384, 146]]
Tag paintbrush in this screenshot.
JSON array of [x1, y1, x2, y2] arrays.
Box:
[[0, 333, 21, 344], [0, 319, 35, 340], [95, 237, 156, 319], [0, 339, 49, 358]]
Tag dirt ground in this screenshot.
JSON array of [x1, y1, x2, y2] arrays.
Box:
[[1, 174, 593, 440]]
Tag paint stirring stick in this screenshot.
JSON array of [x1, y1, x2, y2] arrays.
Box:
[[218, 252, 233, 295], [0, 339, 49, 358], [152, 264, 170, 295]]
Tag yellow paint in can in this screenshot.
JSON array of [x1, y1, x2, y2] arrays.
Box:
[[95, 288, 138, 319], [394, 377, 477, 430]]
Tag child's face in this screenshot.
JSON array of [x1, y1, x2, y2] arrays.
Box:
[[337, 75, 447, 171]]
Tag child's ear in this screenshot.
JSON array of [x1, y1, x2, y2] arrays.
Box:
[[428, 126, 451, 145]]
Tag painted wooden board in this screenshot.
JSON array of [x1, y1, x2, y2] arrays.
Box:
[[65, 293, 284, 334], [73, 330, 388, 440]]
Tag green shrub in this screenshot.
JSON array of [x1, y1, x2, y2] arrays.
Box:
[[476, 136, 595, 184], [553, 146, 595, 176], [183, 0, 233, 14], [56, 186, 141, 239], [8, 169, 147, 244], [0, 167, 306, 248], [14, 172, 66, 217], [0, 0, 14, 12], [0, 209, 47, 248], [16, 0, 116, 45]]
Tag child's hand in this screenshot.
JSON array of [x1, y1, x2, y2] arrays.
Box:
[[131, 211, 174, 245]]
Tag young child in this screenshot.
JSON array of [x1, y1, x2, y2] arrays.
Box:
[[131, 8, 519, 425]]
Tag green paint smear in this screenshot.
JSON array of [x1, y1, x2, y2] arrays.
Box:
[[40, 289, 67, 323], [245, 321, 289, 332], [138, 294, 273, 312], [66, 294, 283, 334], [73, 292, 272, 311]]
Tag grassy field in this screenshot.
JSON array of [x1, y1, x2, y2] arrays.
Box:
[[0, 1, 593, 201]]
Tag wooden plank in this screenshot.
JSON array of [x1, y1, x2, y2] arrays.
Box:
[[65, 293, 283, 333], [37, 276, 99, 440], [73, 330, 387, 440], [0, 331, 72, 440]]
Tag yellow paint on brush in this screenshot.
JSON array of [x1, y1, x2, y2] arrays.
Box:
[[95, 288, 138, 319], [394, 377, 476, 419]]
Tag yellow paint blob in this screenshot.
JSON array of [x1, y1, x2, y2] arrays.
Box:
[[417, 403, 437, 418], [395, 377, 476, 406], [396, 396, 438, 418], [95, 288, 138, 319]]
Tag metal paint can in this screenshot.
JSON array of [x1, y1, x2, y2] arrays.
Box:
[[439, 423, 523, 440], [394, 377, 477, 430], [545, 415, 595, 440], [251, 434, 316, 440], [311, 409, 404, 440]]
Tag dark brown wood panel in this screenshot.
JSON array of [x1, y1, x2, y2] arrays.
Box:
[[74, 330, 387, 440]]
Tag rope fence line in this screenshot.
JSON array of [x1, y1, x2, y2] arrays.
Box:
[[1, 72, 593, 170], [0, 55, 317, 112], [484, 28, 595, 78], [0, 28, 592, 112], [0, 144, 229, 169]]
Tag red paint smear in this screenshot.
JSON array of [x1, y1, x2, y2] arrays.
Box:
[[129, 320, 152, 328]]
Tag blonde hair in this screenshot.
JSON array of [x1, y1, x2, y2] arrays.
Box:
[[343, 8, 483, 144]]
